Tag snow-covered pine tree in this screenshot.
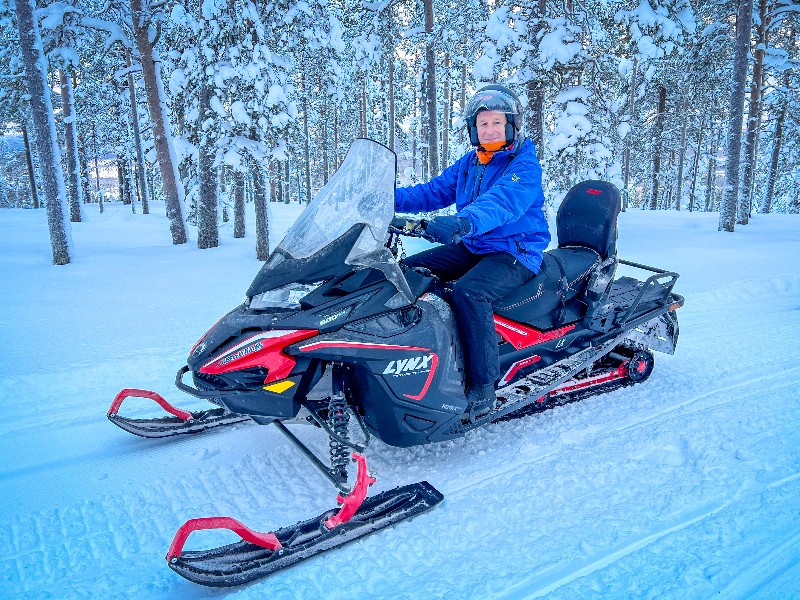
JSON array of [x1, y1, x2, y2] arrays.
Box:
[[129, 0, 187, 244], [615, 0, 696, 211], [38, 0, 84, 222], [0, 8, 41, 209], [718, 0, 753, 232], [13, 0, 73, 264]]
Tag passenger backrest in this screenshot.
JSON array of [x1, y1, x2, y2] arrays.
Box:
[[557, 181, 622, 331], [556, 180, 621, 259]]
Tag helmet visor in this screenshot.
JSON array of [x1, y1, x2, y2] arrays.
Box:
[[464, 88, 520, 122]]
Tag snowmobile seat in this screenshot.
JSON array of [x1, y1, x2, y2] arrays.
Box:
[[494, 180, 621, 331], [494, 248, 599, 330]]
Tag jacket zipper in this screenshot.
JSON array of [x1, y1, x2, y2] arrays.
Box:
[[471, 161, 486, 204]]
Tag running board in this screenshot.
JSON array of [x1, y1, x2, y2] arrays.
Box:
[[477, 332, 630, 427]]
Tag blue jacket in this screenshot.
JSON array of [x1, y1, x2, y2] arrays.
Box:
[[395, 137, 551, 273]]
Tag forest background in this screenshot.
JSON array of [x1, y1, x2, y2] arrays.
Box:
[[1, 0, 798, 265]]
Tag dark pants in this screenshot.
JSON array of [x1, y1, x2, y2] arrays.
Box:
[[404, 242, 534, 388]]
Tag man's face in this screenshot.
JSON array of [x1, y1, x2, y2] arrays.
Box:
[[476, 110, 507, 145]]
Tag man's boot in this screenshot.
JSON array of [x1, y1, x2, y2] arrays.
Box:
[[463, 383, 497, 423]]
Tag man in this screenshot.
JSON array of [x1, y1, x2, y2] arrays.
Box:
[[396, 84, 550, 422]]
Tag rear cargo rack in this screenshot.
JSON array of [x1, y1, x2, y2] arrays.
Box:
[[616, 259, 681, 326]]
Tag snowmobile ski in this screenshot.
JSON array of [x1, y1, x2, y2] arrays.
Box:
[[107, 388, 249, 438], [166, 453, 443, 587]]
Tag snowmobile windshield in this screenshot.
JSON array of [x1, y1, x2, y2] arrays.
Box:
[[247, 138, 412, 307]]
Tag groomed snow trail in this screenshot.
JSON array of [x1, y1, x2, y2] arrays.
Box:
[[1, 206, 798, 599]]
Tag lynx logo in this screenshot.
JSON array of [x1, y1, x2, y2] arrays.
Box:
[[383, 354, 434, 375], [555, 338, 567, 349]]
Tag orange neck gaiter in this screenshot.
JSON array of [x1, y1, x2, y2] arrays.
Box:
[[476, 141, 511, 165]]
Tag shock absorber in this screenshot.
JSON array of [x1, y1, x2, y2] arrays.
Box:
[[328, 364, 351, 482], [327, 393, 350, 482]]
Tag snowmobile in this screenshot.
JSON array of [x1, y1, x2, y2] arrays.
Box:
[[108, 138, 683, 587]]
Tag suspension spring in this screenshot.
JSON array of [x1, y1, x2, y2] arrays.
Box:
[[327, 393, 350, 482]]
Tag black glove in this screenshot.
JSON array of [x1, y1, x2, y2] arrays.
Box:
[[424, 216, 472, 245], [390, 216, 410, 229]]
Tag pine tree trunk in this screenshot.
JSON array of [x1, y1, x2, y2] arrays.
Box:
[[253, 160, 270, 261], [118, 157, 127, 204], [59, 71, 83, 222], [705, 129, 719, 212], [761, 88, 786, 214], [649, 84, 667, 210], [21, 123, 40, 209], [233, 170, 245, 237], [623, 57, 638, 211], [124, 48, 150, 215], [675, 109, 687, 211], [92, 124, 100, 195], [751, 65, 767, 189], [719, 0, 753, 232], [420, 73, 428, 181], [526, 0, 547, 151], [441, 53, 450, 170], [77, 127, 91, 206], [301, 72, 311, 204], [269, 161, 277, 203], [362, 78, 369, 138], [284, 160, 290, 204], [423, 0, 438, 177], [197, 79, 218, 249], [333, 106, 339, 171], [388, 54, 395, 152], [689, 119, 705, 212], [412, 82, 418, 178], [129, 158, 137, 213], [15, 0, 72, 265], [359, 78, 366, 138], [131, 0, 186, 243], [460, 63, 466, 111], [296, 166, 301, 202], [321, 102, 329, 184], [737, 0, 767, 225], [675, 103, 688, 210]]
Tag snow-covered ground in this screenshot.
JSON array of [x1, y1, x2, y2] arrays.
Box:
[[1, 200, 799, 599]]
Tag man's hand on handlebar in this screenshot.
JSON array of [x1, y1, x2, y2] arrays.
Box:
[[389, 216, 429, 238]]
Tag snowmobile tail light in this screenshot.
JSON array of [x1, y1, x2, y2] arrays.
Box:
[[250, 283, 320, 310]]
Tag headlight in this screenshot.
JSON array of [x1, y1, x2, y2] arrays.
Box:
[[250, 283, 319, 310]]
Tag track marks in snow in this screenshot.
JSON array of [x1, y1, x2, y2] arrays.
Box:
[[432, 366, 800, 502], [0, 424, 343, 599], [2, 237, 798, 597], [393, 358, 800, 599], [716, 527, 800, 600], [598, 365, 800, 440], [494, 497, 734, 599]]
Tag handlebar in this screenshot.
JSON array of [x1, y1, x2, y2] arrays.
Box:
[[387, 217, 435, 242]]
